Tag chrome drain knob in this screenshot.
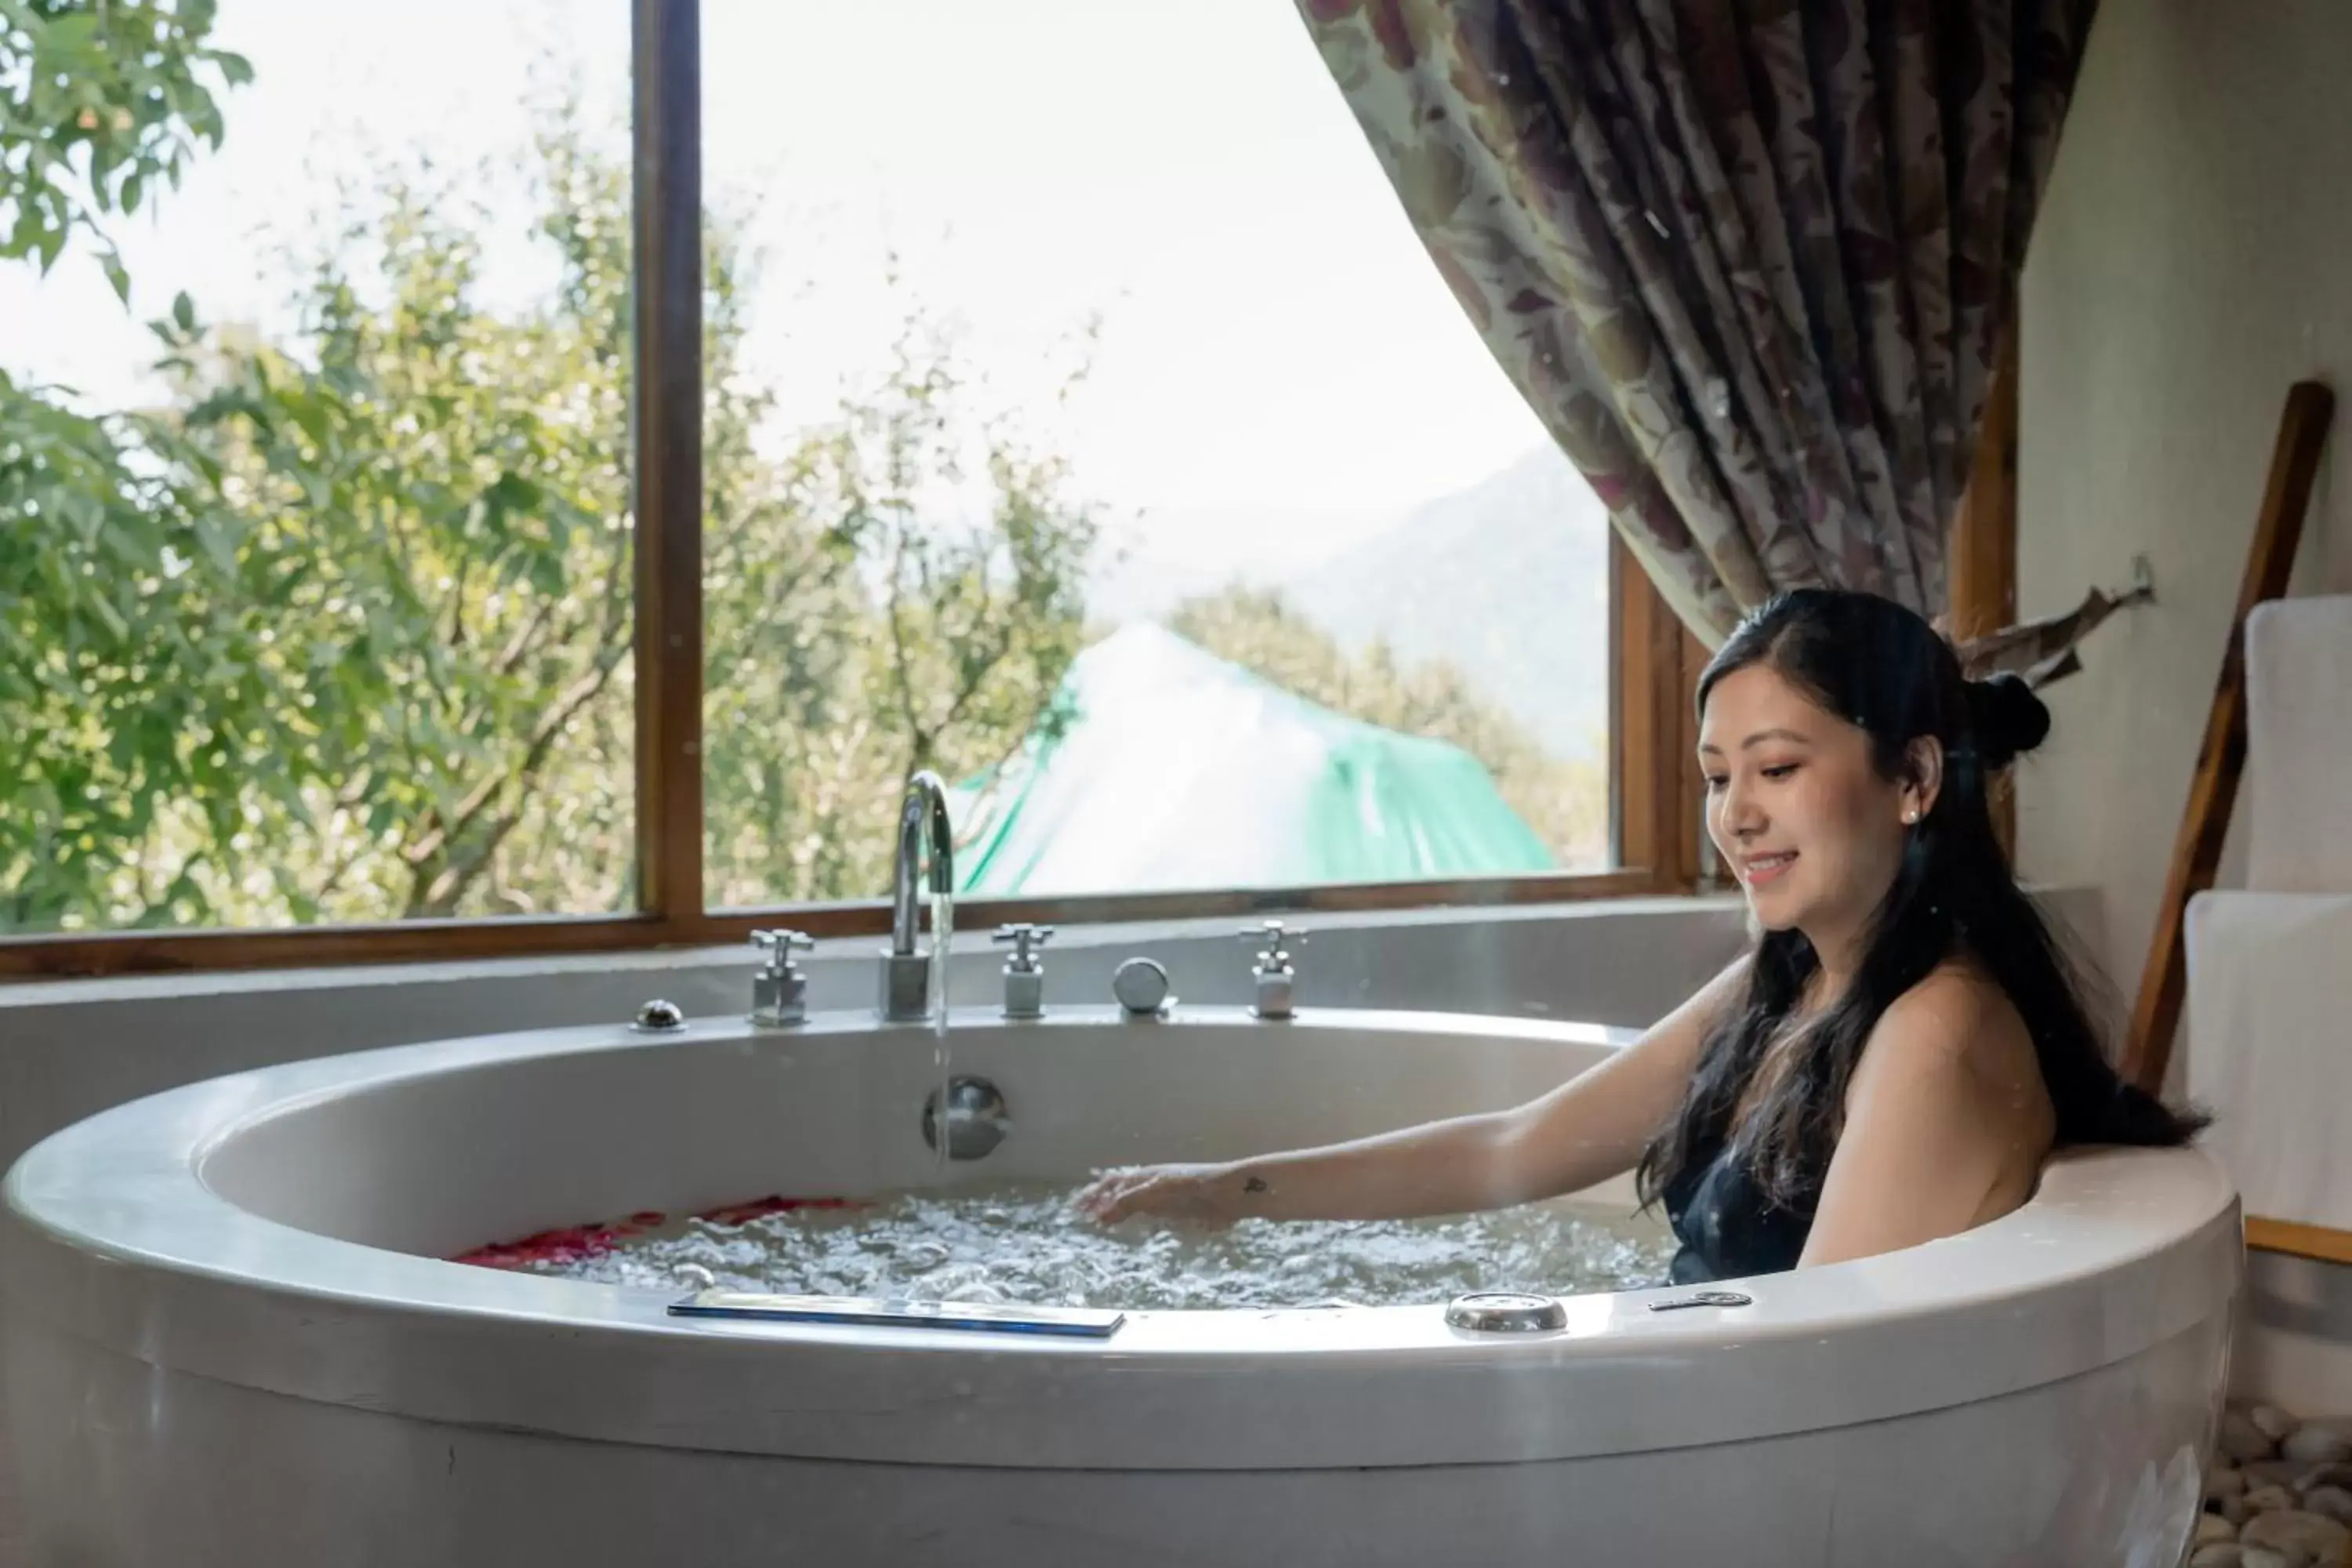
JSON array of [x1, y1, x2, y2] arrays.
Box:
[[1443, 1291, 1567, 1333], [631, 999, 687, 1033]]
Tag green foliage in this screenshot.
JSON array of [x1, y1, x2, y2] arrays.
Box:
[[154, 118, 641, 919], [702, 315, 1098, 907], [0, 0, 285, 927], [0, 366, 296, 927], [1169, 586, 1606, 866], [2, 74, 1099, 927], [0, 0, 251, 301], [1, 29, 1567, 931]]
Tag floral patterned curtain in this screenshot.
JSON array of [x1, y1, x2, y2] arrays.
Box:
[[1297, 0, 2099, 651]]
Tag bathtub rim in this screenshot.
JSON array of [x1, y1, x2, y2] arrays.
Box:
[[1, 1007, 2243, 1472]]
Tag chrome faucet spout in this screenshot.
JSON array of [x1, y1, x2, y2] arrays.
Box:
[[880, 770, 956, 1020], [888, 771, 955, 957]]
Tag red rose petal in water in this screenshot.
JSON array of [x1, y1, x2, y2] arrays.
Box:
[[454, 1196, 863, 1270], [695, 1194, 861, 1228], [452, 1222, 622, 1269]]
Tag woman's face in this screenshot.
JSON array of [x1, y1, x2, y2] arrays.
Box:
[[1698, 664, 1920, 949]]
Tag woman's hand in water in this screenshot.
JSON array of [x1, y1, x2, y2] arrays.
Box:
[[1074, 1163, 1245, 1227]]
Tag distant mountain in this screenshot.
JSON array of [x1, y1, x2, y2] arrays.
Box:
[[1280, 446, 1613, 762], [1078, 449, 1614, 764], [1084, 547, 1240, 631], [1082, 501, 1403, 630]]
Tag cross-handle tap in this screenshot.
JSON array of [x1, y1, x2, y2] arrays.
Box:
[[1240, 920, 1308, 1019], [750, 928, 815, 1027], [992, 924, 1054, 1019]]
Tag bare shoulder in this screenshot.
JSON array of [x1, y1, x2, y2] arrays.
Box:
[[1861, 960, 2038, 1093]]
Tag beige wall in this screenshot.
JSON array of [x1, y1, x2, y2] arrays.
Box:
[[2016, 0, 2352, 1407], [2017, 0, 2352, 993]]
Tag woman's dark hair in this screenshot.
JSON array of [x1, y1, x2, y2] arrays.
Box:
[[1635, 588, 2202, 1213]]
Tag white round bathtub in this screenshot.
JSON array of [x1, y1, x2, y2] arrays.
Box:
[[2, 1007, 2239, 1566]]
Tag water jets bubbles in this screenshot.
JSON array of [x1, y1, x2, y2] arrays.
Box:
[[518, 1184, 1675, 1311]]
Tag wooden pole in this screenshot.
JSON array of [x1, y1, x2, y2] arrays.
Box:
[[2122, 381, 2335, 1094]]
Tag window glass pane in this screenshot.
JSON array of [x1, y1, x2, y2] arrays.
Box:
[[699, 0, 1612, 909], [1, 2, 633, 931]]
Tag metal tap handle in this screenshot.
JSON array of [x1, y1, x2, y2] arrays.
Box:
[[751, 929, 816, 966], [1238, 920, 1306, 963], [992, 924, 1054, 970]]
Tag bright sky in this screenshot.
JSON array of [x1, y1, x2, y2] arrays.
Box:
[[1, 0, 1553, 577]]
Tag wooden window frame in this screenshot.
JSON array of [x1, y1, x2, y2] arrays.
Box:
[[1948, 326, 2020, 855], [1610, 534, 1711, 895], [0, 0, 1711, 982]]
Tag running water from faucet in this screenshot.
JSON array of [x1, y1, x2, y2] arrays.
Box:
[[882, 771, 956, 1172], [930, 887, 953, 1178]]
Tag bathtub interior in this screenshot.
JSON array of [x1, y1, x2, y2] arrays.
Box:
[[195, 1011, 1634, 1264]]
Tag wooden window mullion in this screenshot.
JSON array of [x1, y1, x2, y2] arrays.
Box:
[[630, 0, 706, 928]]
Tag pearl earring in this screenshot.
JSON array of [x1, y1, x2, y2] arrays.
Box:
[[1904, 808, 1920, 824]]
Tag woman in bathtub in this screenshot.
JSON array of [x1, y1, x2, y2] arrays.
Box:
[[1076, 588, 2202, 1283]]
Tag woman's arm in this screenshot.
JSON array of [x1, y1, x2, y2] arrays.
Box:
[[1079, 959, 1747, 1225], [1797, 969, 2053, 1269]]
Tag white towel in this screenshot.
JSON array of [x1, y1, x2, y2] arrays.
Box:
[[2245, 597, 2352, 893], [2186, 890, 2352, 1229]]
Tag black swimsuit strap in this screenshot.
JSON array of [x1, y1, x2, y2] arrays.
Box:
[[1661, 1137, 1819, 1285]]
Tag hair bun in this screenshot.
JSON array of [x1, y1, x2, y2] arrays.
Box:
[[1965, 672, 2051, 768]]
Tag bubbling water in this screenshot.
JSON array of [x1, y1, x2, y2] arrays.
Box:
[[528, 1184, 1676, 1309]]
